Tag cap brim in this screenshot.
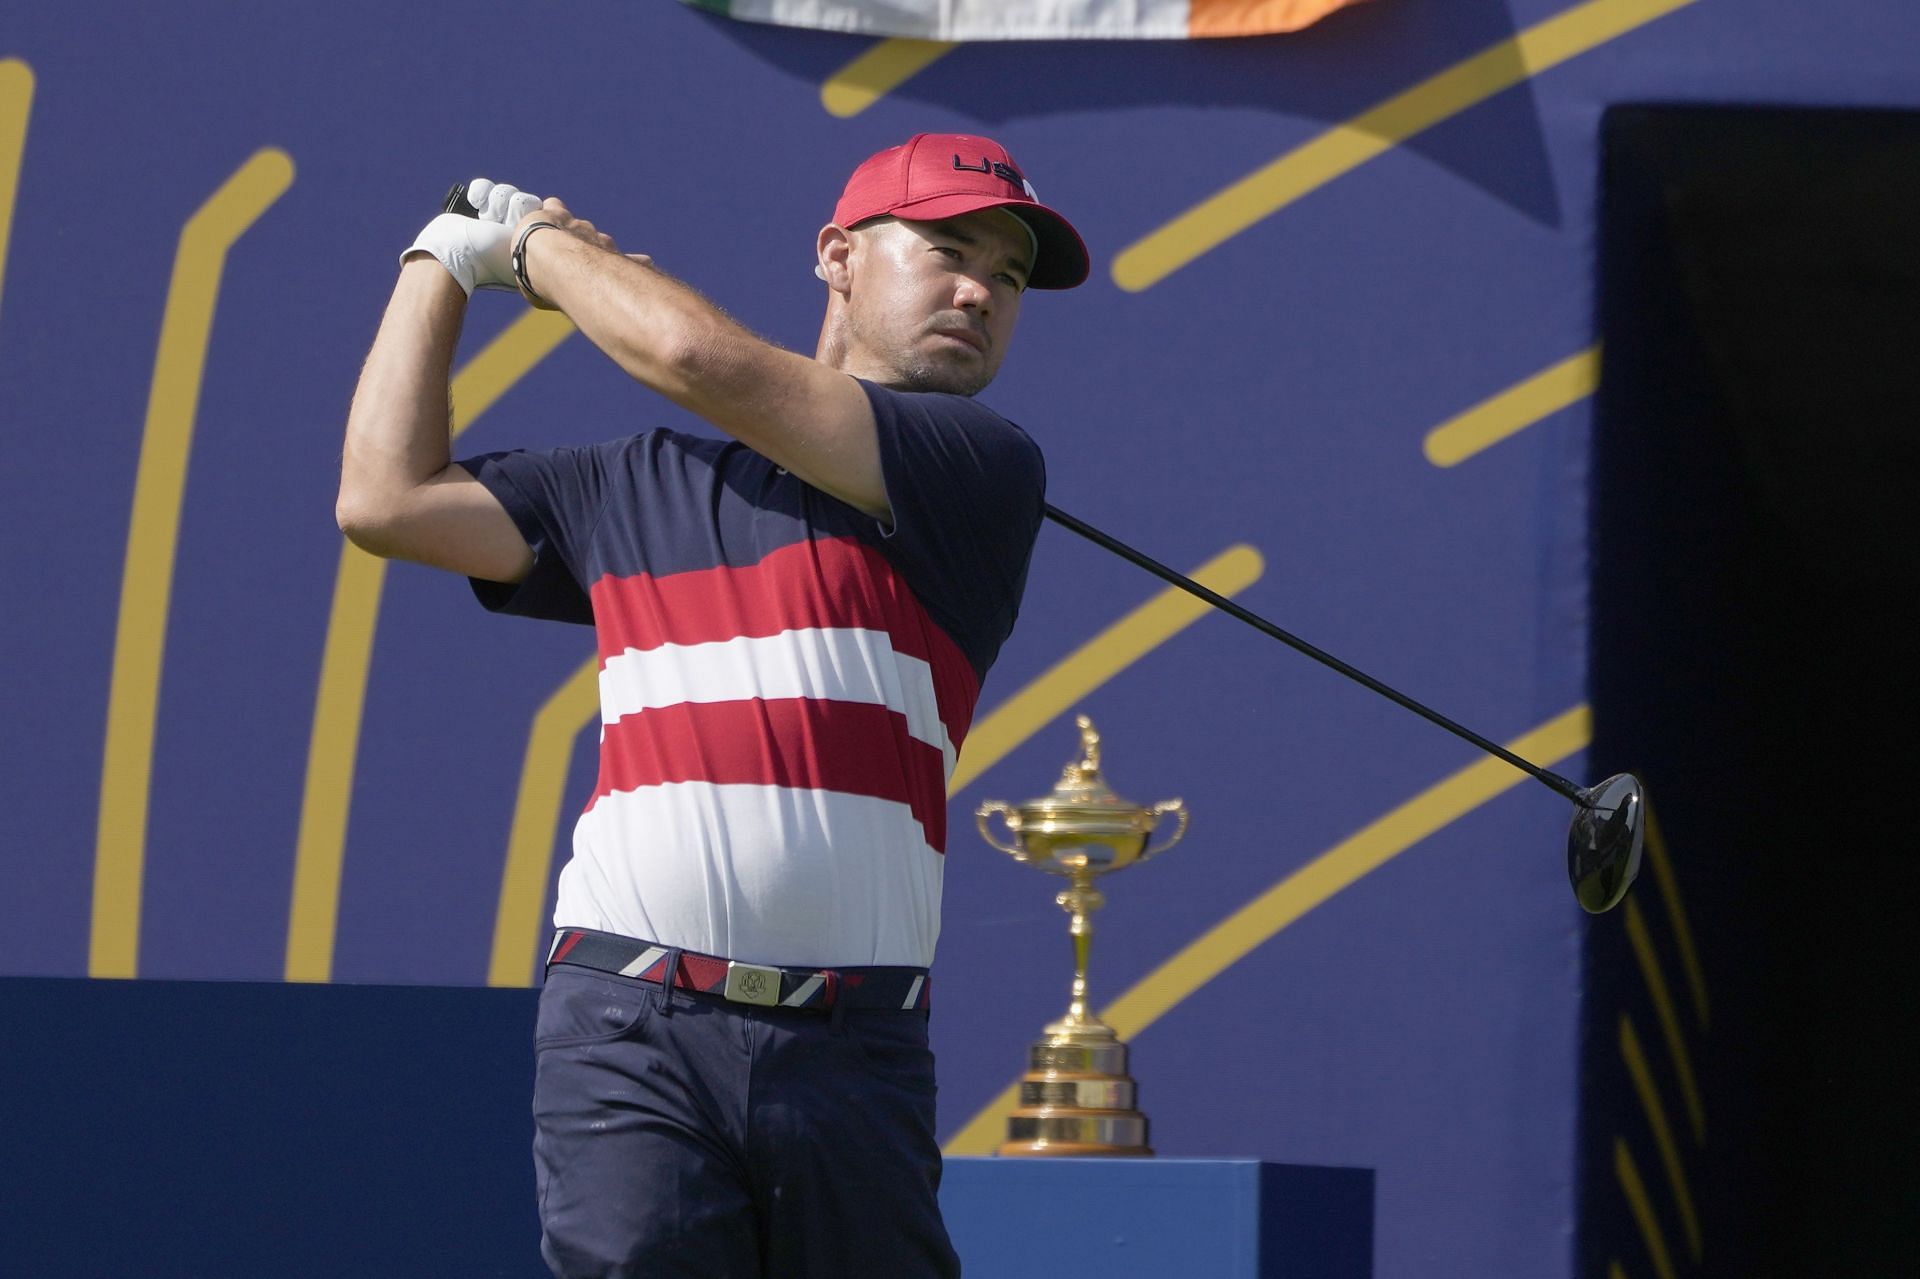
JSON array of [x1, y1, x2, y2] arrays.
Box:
[[886, 193, 1091, 290]]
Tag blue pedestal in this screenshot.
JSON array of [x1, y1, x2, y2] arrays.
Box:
[[939, 1157, 1373, 1278]]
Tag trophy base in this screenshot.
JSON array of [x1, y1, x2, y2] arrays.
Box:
[[997, 1024, 1152, 1158], [998, 1110, 1153, 1157]]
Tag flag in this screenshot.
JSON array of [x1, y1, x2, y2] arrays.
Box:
[[682, 0, 1365, 39]]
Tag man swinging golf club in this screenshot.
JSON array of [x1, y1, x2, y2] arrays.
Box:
[[338, 133, 1089, 1277]]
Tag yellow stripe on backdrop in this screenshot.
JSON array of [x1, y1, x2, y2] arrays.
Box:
[[1623, 895, 1706, 1143], [951, 545, 1264, 793], [285, 309, 574, 983], [1621, 1015, 1703, 1261], [0, 58, 34, 325], [483, 545, 1267, 986], [821, 39, 956, 118], [1643, 805, 1709, 1028], [1112, 0, 1704, 291], [90, 149, 295, 978], [1424, 346, 1601, 467], [488, 655, 601, 987], [1614, 1137, 1680, 1279], [946, 705, 1593, 1153]]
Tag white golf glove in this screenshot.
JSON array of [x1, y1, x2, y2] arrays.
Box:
[[402, 178, 543, 295]]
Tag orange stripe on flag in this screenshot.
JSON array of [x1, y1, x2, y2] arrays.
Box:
[[1189, 0, 1364, 36]]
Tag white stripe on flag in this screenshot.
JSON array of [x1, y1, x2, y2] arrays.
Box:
[[747, 0, 1193, 39]]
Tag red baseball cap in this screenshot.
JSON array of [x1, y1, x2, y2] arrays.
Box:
[[833, 133, 1090, 290]]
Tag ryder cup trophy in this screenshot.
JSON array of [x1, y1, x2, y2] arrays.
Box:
[[977, 715, 1187, 1156]]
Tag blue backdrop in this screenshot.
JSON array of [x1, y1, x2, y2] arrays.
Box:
[[4, 3, 1916, 1274]]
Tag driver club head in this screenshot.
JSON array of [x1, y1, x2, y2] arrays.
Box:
[[1567, 772, 1646, 913]]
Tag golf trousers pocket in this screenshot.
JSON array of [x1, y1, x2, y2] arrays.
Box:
[[534, 965, 660, 1051]]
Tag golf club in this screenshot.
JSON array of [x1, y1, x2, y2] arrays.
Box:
[[436, 181, 1644, 913], [1043, 504, 1644, 914]]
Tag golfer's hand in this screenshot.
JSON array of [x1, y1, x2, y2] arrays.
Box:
[[402, 178, 542, 295], [509, 198, 630, 310]]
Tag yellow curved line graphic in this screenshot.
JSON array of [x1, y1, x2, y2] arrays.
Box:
[[0, 58, 33, 324], [488, 655, 600, 987], [951, 545, 1264, 794], [946, 703, 1592, 1153], [1614, 1138, 1679, 1279], [285, 544, 391, 982], [1642, 805, 1708, 1029], [821, 39, 956, 118], [483, 544, 1266, 987], [1424, 346, 1600, 467], [89, 149, 295, 979], [1111, 0, 1703, 291], [285, 308, 574, 982], [1623, 895, 1705, 1143], [1621, 1016, 1703, 1261]]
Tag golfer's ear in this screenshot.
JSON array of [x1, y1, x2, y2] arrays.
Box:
[[817, 224, 854, 293]]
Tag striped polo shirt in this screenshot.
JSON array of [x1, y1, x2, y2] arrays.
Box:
[[460, 381, 1045, 968]]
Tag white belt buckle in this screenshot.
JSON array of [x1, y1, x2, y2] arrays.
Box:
[[724, 962, 781, 1007]]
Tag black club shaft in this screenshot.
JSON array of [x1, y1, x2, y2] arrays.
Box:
[[1042, 504, 1588, 807]]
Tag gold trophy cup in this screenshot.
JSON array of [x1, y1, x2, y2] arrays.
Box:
[[977, 715, 1187, 1156]]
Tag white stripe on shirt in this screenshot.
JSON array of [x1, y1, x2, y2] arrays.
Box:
[[558, 781, 945, 968], [598, 627, 956, 777]]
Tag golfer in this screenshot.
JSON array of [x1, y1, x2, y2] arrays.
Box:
[[336, 133, 1089, 1277]]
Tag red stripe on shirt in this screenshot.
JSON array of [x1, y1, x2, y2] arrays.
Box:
[[586, 537, 980, 744], [587, 698, 951, 851]]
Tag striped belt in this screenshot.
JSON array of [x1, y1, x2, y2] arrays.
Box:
[[546, 928, 931, 1013]]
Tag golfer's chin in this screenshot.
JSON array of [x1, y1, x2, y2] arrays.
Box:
[[893, 344, 997, 397]]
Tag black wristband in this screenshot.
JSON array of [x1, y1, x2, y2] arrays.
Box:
[[511, 221, 562, 305]]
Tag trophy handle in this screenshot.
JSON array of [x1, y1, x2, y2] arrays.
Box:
[[976, 802, 1026, 857], [1141, 799, 1188, 861]]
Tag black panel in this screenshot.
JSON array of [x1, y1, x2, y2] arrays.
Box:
[[1586, 106, 1920, 1279]]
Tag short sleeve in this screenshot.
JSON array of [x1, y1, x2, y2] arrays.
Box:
[[861, 380, 1046, 672], [456, 443, 614, 625]]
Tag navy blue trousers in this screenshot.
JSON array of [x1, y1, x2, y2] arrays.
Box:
[[533, 964, 961, 1278]]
